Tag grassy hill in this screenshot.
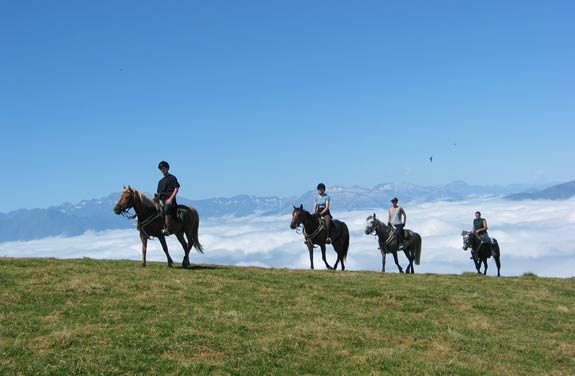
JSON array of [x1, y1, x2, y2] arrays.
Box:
[[1, 258, 574, 375]]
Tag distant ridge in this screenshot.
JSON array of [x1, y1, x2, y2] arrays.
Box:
[[0, 181, 562, 242], [505, 180, 575, 201]]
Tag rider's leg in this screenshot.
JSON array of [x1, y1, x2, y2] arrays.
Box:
[[396, 224, 405, 249], [324, 214, 332, 243], [161, 204, 173, 235]]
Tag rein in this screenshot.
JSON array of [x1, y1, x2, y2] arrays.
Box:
[[303, 222, 325, 247], [294, 211, 325, 248], [369, 219, 395, 247], [118, 191, 163, 238]]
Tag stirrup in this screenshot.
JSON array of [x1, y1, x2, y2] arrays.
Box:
[[326, 237, 332, 244], [161, 228, 169, 235]]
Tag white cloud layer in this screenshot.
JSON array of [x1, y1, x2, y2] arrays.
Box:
[[1, 198, 575, 278]]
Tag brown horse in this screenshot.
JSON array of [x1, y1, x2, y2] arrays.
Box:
[[290, 205, 349, 270], [113, 186, 203, 267]]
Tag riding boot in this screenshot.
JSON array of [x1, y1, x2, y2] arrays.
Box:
[[161, 215, 172, 235], [325, 217, 332, 244]]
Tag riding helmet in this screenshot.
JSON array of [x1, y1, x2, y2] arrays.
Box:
[[158, 161, 170, 170]]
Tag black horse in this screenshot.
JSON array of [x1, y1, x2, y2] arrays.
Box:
[[365, 214, 422, 273], [290, 205, 349, 270], [461, 231, 501, 276]]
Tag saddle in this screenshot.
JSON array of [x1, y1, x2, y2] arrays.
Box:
[[317, 216, 342, 241], [402, 229, 413, 240], [176, 205, 189, 224]]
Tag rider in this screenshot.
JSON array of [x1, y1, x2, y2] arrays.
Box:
[[313, 183, 333, 244], [388, 197, 407, 249], [472, 211, 490, 248], [156, 161, 180, 235]]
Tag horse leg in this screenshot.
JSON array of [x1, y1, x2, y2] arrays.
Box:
[[381, 250, 386, 272], [320, 244, 333, 270], [408, 250, 415, 274], [140, 234, 148, 267], [158, 236, 174, 267], [333, 244, 345, 271], [175, 232, 190, 268], [307, 243, 314, 270], [494, 255, 501, 277], [392, 251, 403, 273], [472, 251, 481, 274], [483, 259, 488, 275]]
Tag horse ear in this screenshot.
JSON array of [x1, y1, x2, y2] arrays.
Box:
[[373, 213, 376, 219], [293, 205, 296, 209], [300, 204, 303, 210], [123, 185, 126, 189]]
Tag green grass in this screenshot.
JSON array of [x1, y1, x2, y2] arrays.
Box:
[[1, 258, 574, 375]]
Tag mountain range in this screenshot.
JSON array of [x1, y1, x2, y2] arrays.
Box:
[[1, 180, 573, 242]]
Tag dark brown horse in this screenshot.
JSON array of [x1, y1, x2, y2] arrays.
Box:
[[365, 214, 422, 273], [462, 231, 501, 276], [113, 186, 203, 267], [290, 205, 349, 270]]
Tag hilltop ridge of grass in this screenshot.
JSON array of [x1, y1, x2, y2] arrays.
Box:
[[1, 257, 574, 375]]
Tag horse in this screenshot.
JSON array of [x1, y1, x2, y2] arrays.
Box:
[[364, 213, 422, 273], [113, 186, 203, 268], [461, 231, 501, 276], [290, 205, 349, 270]]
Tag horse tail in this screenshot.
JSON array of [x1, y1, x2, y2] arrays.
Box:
[[491, 238, 500, 257], [341, 223, 349, 261], [186, 207, 204, 253], [414, 233, 422, 265]]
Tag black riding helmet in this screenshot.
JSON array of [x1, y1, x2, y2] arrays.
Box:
[[158, 161, 170, 170]]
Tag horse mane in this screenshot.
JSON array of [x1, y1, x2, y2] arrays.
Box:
[[133, 189, 157, 209]]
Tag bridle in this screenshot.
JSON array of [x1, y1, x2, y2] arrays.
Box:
[[461, 231, 475, 250], [292, 208, 324, 248], [115, 191, 137, 220], [367, 217, 395, 246], [115, 189, 163, 238], [365, 217, 378, 237]]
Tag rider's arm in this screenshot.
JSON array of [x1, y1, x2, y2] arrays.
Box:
[[166, 187, 179, 205], [400, 208, 406, 225], [482, 219, 488, 232], [322, 197, 330, 215]]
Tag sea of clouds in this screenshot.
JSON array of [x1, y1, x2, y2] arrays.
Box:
[[1, 197, 574, 278]]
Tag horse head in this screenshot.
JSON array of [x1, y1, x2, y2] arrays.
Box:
[[461, 230, 473, 250], [365, 213, 378, 235], [290, 204, 304, 229], [113, 186, 135, 215]]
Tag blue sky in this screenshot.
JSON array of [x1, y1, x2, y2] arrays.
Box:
[[1, 1, 574, 212]]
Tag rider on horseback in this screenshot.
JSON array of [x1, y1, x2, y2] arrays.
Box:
[[156, 161, 180, 235], [313, 183, 333, 244], [388, 197, 407, 250], [472, 211, 491, 250]]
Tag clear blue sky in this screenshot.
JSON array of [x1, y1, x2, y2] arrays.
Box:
[[1, 1, 574, 212]]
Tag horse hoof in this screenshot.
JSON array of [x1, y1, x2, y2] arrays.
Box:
[[400, 270, 404, 274]]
